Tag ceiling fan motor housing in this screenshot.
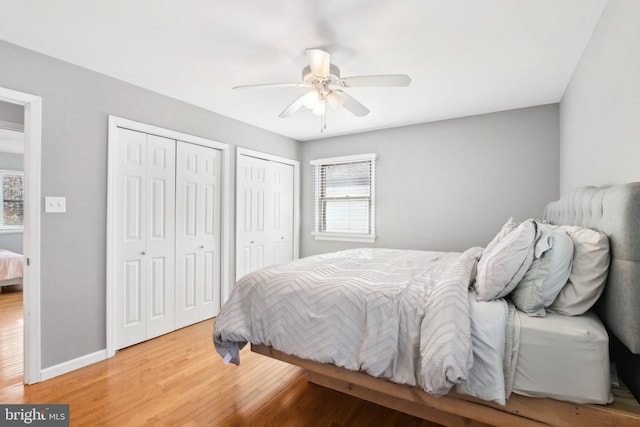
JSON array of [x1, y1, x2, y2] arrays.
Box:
[[302, 64, 341, 84]]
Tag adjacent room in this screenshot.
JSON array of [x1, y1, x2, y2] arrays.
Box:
[[1, 0, 639, 426]]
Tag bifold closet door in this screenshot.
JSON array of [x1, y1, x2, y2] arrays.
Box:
[[267, 161, 294, 265], [175, 141, 222, 328], [114, 128, 176, 349], [236, 155, 294, 279], [236, 155, 268, 279]]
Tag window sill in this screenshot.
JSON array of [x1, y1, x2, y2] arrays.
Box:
[[311, 232, 376, 243]]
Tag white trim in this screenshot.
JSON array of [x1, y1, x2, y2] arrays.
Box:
[[106, 115, 231, 358], [311, 232, 376, 243], [235, 147, 300, 286], [310, 153, 377, 166], [40, 350, 107, 381], [0, 86, 43, 384]]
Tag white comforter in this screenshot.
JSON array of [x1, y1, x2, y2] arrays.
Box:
[[214, 247, 515, 404], [0, 249, 23, 282]]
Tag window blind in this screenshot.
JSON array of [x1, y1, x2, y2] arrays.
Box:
[[311, 154, 376, 241], [0, 171, 24, 229]]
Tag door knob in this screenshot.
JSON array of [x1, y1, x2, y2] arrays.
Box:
[[141, 251, 146, 255], [199, 245, 205, 249], [250, 241, 255, 244]]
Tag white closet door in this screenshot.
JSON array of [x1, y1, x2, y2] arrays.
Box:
[[236, 154, 295, 279], [236, 155, 268, 279], [175, 141, 222, 328], [145, 135, 176, 339], [267, 161, 294, 266], [114, 128, 175, 349]]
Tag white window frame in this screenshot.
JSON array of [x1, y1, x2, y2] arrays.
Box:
[[0, 169, 25, 234], [310, 153, 377, 243]]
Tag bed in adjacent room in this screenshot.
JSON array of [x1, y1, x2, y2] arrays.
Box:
[[214, 182, 640, 426], [0, 248, 23, 288]]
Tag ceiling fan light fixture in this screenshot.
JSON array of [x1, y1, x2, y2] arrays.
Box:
[[303, 89, 321, 109], [312, 99, 326, 116], [234, 48, 410, 132]]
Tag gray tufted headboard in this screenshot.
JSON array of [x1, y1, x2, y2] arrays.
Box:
[[544, 182, 640, 354], [543, 182, 640, 401]]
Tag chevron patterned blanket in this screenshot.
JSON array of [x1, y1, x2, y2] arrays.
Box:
[[214, 247, 512, 400]]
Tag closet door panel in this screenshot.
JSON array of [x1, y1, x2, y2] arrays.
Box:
[[114, 128, 148, 349], [114, 129, 176, 348], [236, 155, 268, 279], [268, 161, 294, 265], [175, 141, 222, 328], [145, 134, 176, 339]]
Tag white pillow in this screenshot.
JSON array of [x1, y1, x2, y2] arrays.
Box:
[[483, 217, 518, 255], [544, 224, 610, 316], [475, 219, 537, 301], [510, 228, 574, 316]]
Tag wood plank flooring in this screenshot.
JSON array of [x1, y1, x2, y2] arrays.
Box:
[[0, 290, 440, 426]]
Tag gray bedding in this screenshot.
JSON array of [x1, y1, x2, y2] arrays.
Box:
[[214, 247, 515, 403]]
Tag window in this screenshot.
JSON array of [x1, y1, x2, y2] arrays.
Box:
[[0, 170, 24, 233], [311, 153, 376, 242]]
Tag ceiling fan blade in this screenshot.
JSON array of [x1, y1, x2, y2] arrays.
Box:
[[233, 82, 311, 90], [305, 48, 331, 78], [326, 91, 345, 109], [334, 90, 370, 117], [278, 95, 306, 118], [338, 74, 411, 87]]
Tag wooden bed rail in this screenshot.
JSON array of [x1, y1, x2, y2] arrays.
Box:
[[251, 344, 640, 427]]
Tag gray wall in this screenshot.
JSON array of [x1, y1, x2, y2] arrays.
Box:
[[301, 105, 559, 257], [0, 40, 299, 368], [0, 152, 24, 253], [559, 0, 640, 194]]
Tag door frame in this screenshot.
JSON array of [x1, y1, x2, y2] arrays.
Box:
[[235, 147, 300, 281], [106, 116, 230, 358], [0, 86, 43, 384]]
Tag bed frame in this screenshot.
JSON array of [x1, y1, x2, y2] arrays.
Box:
[[252, 182, 640, 427]]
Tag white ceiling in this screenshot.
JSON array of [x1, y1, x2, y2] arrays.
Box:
[[0, 0, 607, 141]]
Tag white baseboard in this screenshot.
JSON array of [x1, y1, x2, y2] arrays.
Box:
[[40, 349, 107, 381]]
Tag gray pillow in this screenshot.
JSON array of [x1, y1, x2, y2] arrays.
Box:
[[510, 228, 574, 316]]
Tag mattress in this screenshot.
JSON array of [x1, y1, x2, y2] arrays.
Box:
[[512, 310, 613, 404]]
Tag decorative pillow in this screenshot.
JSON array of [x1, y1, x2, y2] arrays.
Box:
[[482, 217, 518, 256], [510, 228, 574, 317], [544, 225, 610, 316], [475, 219, 537, 301]]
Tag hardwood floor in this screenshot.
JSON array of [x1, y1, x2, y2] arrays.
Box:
[[0, 291, 441, 426], [0, 287, 23, 398]]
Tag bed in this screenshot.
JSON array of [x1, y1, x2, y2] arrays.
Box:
[[214, 182, 640, 426], [0, 248, 23, 288]]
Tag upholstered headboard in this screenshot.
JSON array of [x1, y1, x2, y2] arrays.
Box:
[[544, 182, 640, 400], [544, 182, 640, 353]]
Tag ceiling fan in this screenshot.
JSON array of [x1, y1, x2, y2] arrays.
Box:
[[233, 48, 411, 132]]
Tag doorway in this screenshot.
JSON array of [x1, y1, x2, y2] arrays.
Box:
[[0, 87, 43, 385]]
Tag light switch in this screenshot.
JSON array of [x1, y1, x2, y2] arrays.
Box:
[[45, 196, 66, 213]]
